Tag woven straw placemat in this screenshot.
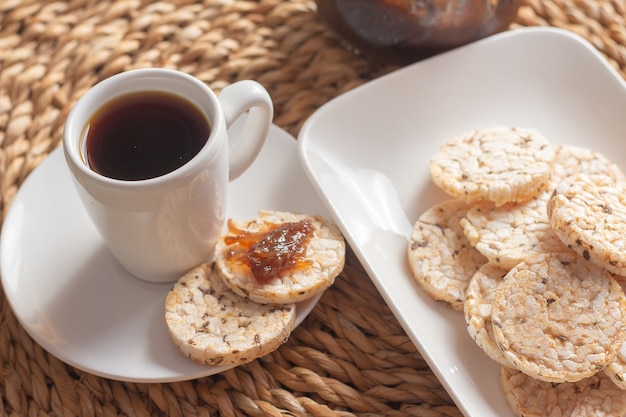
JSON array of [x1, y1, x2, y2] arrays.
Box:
[[1, 1, 626, 416]]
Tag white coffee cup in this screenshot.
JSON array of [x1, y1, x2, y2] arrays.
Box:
[[63, 68, 273, 282]]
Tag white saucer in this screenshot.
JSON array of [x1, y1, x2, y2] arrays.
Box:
[[0, 122, 329, 383]]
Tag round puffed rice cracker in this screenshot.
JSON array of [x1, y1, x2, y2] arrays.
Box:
[[407, 199, 487, 311], [164, 263, 296, 366], [464, 263, 512, 366], [547, 173, 626, 276], [429, 126, 554, 207], [551, 144, 625, 184], [492, 252, 626, 383], [605, 280, 626, 390], [215, 210, 345, 304], [605, 340, 626, 390], [460, 185, 569, 270], [501, 366, 626, 417]]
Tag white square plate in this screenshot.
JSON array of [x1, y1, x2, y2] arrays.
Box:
[[298, 27, 626, 416]]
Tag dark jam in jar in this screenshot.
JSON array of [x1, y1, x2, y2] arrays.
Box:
[[315, 0, 521, 66], [224, 219, 314, 284]]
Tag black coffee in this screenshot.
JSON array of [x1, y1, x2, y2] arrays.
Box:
[[83, 91, 210, 181]]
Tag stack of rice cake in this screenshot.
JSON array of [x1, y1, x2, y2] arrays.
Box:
[[408, 126, 626, 416]]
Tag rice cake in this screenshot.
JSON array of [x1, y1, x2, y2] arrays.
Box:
[[547, 173, 626, 276], [605, 341, 626, 390], [460, 186, 569, 270], [605, 280, 626, 390], [501, 366, 626, 417], [164, 263, 296, 366], [491, 252, 626, 383], [429, 126, 554, 207], [215, 210, 345, 304], [407, 199, 487, 311], [464, 263, 511, 366], [551, 144, 625, 184]]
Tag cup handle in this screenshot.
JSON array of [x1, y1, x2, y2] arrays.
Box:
[[218, 80, 274, 181]]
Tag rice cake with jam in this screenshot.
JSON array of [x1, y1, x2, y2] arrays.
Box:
[[215, 210, 345, 304]]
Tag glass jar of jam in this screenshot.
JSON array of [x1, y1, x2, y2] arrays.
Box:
[[316, 0, 521, 66]]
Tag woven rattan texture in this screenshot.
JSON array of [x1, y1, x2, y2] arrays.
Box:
[[1, 1, 626, 416]]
